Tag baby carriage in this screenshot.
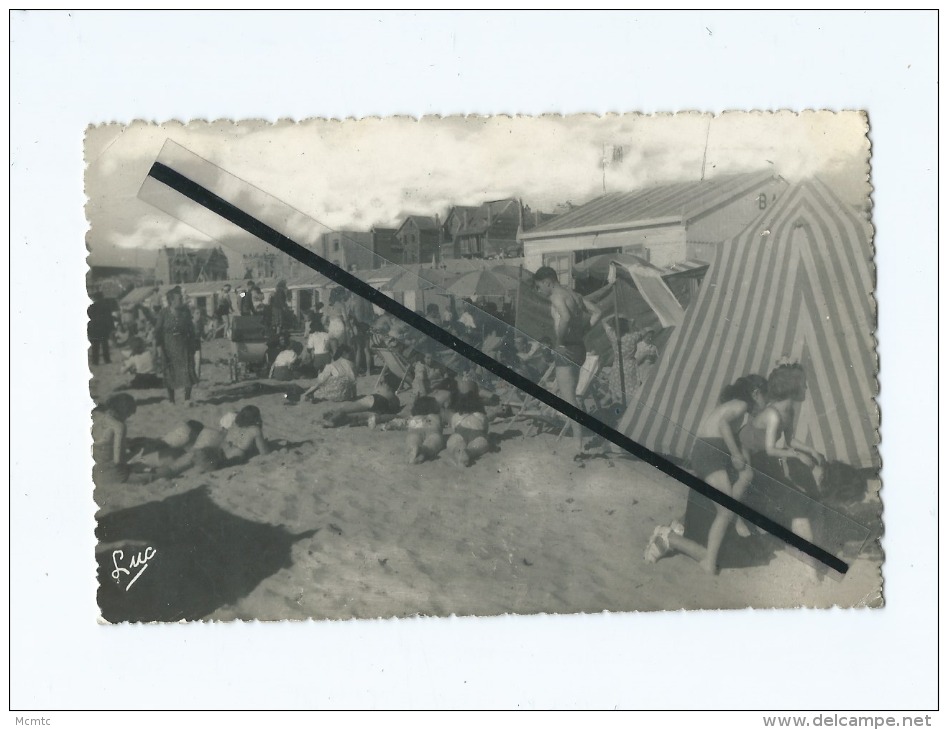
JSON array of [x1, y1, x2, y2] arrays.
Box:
[[228, 315, 270, 382]]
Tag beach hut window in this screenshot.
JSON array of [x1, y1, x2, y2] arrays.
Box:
[[542, 252, 572, 289]]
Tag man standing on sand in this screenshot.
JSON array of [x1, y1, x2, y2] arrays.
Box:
[[239, 280, 256, 316], [87, 290, 115, 366], [217, 284, 234, 336], [532, 266, 602, 458]]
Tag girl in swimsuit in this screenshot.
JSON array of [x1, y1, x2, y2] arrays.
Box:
[[153, 406, 269, 479], [126, 419, 205, 469], [447, 389, 491, 468], [644, 375, 767, 574], [740, 362, 824, 579], [403, 395, 446, 465]]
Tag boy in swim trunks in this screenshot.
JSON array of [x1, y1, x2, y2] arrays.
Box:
[[532, 266, 602, 458]]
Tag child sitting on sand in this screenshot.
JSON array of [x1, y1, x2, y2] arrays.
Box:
[[404, 396, 446, 464], [120, 337, 162, 389], [410, 358, 432, 396], [301, 345, 358, 403], [91, 393, 137, 485], [447, 387, 491, 468], [269, 336, 304, 381], [429, 369, 459, 411], [321, 371, 402, 428]]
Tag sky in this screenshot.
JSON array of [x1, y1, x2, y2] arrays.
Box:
[[84, 112, 871, 269]]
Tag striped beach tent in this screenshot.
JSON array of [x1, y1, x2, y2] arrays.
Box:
[[620, 178, 878, 468]]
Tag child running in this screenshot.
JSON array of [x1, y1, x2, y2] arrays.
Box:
[[644, 374, 767, 574]]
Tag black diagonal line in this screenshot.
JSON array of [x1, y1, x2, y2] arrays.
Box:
[[146, 160, 848, 574]]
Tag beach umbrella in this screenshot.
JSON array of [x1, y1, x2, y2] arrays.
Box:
[[573, 252, 659, 280], [447, 269, 520, 298], [381, 266, 453, 293], [487, 263, 534, 281]]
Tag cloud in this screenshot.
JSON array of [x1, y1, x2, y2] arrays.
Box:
[[85, 113, 871, 264]]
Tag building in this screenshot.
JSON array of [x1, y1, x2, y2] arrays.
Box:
[[394, 215, 441, 264], [241, 251, 305, 281], [317, 230, 376, 272], [154, 245, 229, 285], [441, 199, 522, 260], [519, 171, 788, 286], [370, 227, 401, 267]]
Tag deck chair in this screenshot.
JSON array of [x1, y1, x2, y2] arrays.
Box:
[[373, 346, 415, 392], [514, 354, 603, 437], [497, 360, 556, 420]]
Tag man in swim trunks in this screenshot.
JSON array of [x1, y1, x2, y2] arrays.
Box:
[[532, 266, 602, 456]]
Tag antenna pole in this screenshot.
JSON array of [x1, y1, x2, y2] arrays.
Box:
[[602, 144, 607, 193], [700, 118, 712, 181]]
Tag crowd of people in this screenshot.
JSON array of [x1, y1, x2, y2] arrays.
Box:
[[88, 277, 518, 487], [89, 266, 671, 484], [90, 268, 855, 582]]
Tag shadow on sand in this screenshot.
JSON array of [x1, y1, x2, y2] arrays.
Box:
[[200, 381, 306, 406], [96, 486, 315, 622]]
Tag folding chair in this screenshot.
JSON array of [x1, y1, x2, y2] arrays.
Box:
[[373, 346, 415, 393], [497, 361, 555, 422], [512, 354, 603, 436]]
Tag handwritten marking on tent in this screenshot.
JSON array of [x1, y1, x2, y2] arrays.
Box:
[[143, 156, 849, 575]]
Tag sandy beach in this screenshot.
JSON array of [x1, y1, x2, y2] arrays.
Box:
[[90, 338, 882, 623]]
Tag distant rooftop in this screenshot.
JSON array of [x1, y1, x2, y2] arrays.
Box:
[[397, 215, 440, 233]]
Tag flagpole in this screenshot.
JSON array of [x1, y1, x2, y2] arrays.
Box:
[[602, 143, 606, 193], [613, 280, 627, 408]]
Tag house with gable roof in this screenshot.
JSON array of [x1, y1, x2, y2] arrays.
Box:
[[441, 199, 522, 260], [395, 215, 441, 264]]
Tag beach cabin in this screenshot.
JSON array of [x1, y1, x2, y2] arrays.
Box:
[[621, 178, 878, 469], [519, 171, 788, 287]]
